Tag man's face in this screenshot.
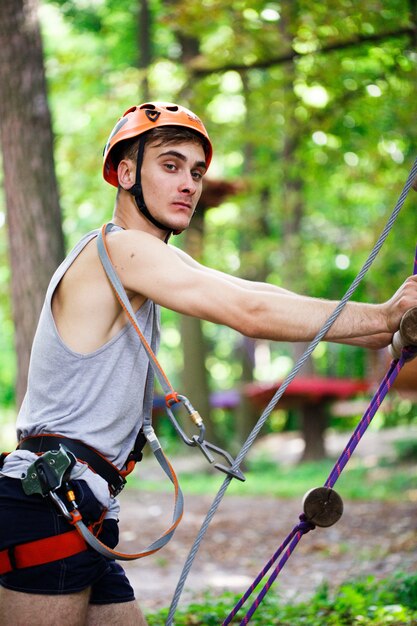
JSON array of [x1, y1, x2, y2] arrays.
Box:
[[140, 139, 207, 233]]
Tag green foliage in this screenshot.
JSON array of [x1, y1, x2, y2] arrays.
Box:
[[0, 321, 15, 407], [394, 439, 417, 462], [0, 166, 14, 407], [379, 398, 417, 429], [145, 572, 417, 624], [2, 0, 417, 416], [37, 0, 417, 301]]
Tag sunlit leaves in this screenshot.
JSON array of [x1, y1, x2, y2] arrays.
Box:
[[1, 0, 416, 402]]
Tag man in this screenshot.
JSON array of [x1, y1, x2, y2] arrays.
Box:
[[1, 101, 417, 626]]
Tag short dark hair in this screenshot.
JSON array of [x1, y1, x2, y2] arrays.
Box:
[[111, 126, 210, 170]]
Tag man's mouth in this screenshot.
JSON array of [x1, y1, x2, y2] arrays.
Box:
[[172, 201, 193, 210]]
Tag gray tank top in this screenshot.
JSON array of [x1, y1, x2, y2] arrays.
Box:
[[4, 225, 160, 497]]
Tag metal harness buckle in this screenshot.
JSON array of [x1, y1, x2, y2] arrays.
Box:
[[21, 445, 76, 497], [20, 445, 81, 521]]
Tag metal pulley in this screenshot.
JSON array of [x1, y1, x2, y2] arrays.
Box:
[[302, 486, 343, 527]]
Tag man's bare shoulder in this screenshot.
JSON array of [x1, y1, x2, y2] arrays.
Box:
[[105, 228, 192, 285], [106, 228, 169, 260]]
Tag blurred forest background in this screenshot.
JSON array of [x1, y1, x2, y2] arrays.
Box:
[[1, 0, 417, 460]]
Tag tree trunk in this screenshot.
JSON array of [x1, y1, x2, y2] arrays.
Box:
[[234, 337, 258, 446], [291, 341, 327, 461], [180, 211, 218, 444], [299, 403, 327, 461], [278, 3, 326, 460], [0, 0, 65, 406], [138, 0, 152, 100]]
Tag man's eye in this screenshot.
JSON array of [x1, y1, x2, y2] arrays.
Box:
[[164, 163, 176, 171], [192, 171, 203, 180]]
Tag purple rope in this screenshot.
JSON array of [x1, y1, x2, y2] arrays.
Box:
[[325, 350, 412, 489], [239, 515, 315, 625], [222, 242, 417, 625], [222, 344, 417, 625], [221, 517, 311, 625]]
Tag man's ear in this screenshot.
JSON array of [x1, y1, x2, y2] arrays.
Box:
[[117, 159, 135, 190]]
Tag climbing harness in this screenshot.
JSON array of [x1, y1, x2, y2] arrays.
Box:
[[166, 156, 417, 625], [0, 528, 87, 575], [17, 433, 133, 496], [6, 441, 184, 564]]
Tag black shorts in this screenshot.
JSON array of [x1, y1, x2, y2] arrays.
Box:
[[0, 476, 135, 604]]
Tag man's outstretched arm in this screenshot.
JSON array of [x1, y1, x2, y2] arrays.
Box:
[[106, 229, 417, 348]]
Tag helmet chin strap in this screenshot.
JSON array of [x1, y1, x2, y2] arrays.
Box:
[[127, 135, 181, 238]]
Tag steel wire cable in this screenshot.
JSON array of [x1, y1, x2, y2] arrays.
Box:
[[166, 157, 417, 626]]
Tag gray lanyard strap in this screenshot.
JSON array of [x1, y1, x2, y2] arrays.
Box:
[[97, 223, 246, 481], [47, 450, 184, 561], [97, 223, 177, 409]]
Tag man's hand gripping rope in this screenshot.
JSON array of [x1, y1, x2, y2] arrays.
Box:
[[390, 306, 417, 360]]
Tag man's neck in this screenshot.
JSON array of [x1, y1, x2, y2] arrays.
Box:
[[112, 191, 169, 241]]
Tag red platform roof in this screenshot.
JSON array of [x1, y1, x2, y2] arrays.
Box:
[[244, 376, 371, 407]]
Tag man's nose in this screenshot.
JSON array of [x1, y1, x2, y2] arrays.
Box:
[[179, 172, 197, 194]]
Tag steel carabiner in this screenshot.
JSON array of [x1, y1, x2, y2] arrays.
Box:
[[165, 394, 245, 481], [165, 394, 206, 446]]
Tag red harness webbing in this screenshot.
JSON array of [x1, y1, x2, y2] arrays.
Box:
[[0, 530, 87, 575]]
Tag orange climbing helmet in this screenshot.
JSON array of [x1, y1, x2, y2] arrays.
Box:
[[103, 102, 213, 187]]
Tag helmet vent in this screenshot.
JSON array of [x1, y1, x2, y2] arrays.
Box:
[[166, 105, 179, 111], [123, 106, 137, 115], [139, 103, 155, 110]]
